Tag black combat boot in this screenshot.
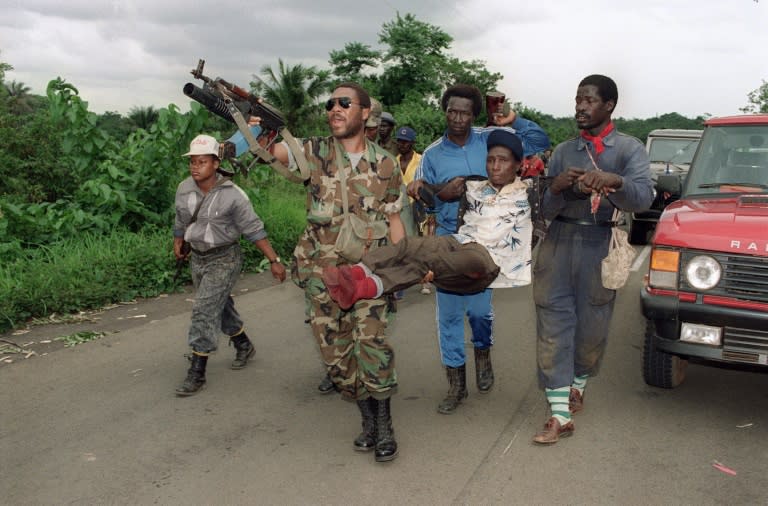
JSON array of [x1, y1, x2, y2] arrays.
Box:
[[318, 374, 335, 394], [474, 347, 494, 394], [230, 331, 255, 370], [353, 397, 377, 452], [437, 365, 468, 414], [373, 397, 398, 462], [175, 353, 208, 396]]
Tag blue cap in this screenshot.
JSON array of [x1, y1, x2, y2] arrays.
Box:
[[487, 129, 523, 161], [395, 126, 416, 142]]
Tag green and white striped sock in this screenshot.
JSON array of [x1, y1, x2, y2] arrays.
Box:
[[545, 386, 571, 425], [571, 374, 588, 395]]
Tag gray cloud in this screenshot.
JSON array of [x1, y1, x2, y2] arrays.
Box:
[[1, 0, 766, 118]]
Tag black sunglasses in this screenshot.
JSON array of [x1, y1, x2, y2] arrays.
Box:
[[325, 97, 358, 111]]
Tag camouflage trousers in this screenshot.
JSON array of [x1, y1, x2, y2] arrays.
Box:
[[304, 274, 397, 401], [187, 244, 244, 354]]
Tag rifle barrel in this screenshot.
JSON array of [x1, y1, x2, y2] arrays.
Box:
[[183, 83, 248, 124]]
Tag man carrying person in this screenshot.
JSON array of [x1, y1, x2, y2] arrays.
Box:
[[407, 84, 549, 414], [323, 129, 533, 309], [531, 74, 653, 444]]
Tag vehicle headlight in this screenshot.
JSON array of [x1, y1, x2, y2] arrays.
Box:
[[684, 255, 721, 290]]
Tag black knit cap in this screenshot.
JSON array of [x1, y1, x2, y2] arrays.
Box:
[[487, 129, 523, 161]]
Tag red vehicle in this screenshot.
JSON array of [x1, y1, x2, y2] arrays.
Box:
[[641, 114, 768, 388]]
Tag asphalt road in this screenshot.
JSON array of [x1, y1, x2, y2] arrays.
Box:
[[2, 248, 767, 505]]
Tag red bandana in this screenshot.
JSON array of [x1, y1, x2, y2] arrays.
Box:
[[580, 122, 615, 156]]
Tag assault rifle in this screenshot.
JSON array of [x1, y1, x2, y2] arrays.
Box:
[[182, 59, 309, 182]]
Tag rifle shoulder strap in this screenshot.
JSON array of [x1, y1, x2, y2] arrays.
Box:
[[225, 101, 309, 184]]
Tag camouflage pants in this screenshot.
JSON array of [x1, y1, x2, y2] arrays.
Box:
[[304, 274, 397, 401], [187, 244, 244, 354]]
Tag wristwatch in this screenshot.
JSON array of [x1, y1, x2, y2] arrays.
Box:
[[270, 257, 281, 264]]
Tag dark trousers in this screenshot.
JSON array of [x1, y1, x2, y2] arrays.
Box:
[[362, 236, 500, 295]]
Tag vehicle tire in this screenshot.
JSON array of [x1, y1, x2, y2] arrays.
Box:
[[642, 320, 687, 388], [629, 218, 649, 245]]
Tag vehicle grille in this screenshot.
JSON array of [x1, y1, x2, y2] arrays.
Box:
[[681, 251, 768, 302], [723, 326, 768, 364]]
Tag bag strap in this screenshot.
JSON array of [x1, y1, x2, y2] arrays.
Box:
[[333, 140, 350, 219], [188, 176, 230, 228]]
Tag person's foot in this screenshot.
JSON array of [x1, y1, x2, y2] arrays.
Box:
[[532, 417, 574, 445], [569, 388, 584, 415], [317, 374, 335, 394]]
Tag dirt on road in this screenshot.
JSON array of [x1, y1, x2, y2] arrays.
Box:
[[0, 271, 278, 368]]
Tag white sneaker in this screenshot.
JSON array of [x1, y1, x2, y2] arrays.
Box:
[[420, 285, 431, 295]]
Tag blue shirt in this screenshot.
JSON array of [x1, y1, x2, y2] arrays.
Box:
[[416, 117, 550, 235]]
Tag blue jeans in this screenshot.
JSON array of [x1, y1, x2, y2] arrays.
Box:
[[435, 288, 494, 367]]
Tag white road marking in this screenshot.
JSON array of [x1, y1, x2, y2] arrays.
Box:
[[631, 245, 651, 272]]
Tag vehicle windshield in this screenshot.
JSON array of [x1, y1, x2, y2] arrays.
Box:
[[683, 125, 768, 197], [648, 138, 699, 164]]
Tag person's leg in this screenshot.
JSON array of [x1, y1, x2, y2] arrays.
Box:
[[177, 251, 238, 395], [436, 290, 468, 414], [531, 224, 578, 442], [571, 230, 616, 414], [466, 289, 495, 393]]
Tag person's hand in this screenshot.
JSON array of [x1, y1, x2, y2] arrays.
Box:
[[407, 179, 425, 200], [436, 176, 466, 201], [549, 168, 586, 195], [420, 270, 435, 283], [270, 262, 287, 283], [578, 171, 623, 195]]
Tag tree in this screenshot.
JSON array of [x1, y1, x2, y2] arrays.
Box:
[[3, 80, 35, 114], [96, 111, 136, 142], [250, 59, 332, 136], [329, 42, 381, 82], [128, 105, 160, 130], [740, 80, 768, 113], [377, 13, 453, 106]]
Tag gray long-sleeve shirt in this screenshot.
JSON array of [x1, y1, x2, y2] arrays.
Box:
[[542, 130, 654, 222], [173, 175, 267, 252]]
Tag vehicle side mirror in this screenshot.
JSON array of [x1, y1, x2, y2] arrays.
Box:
[[657, 174, 682, 194]]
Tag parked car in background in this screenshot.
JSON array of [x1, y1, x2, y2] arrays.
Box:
[[641, 115, 768, 388], [629, 129, 703, 244]]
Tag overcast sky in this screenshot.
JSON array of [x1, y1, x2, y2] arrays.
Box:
[[2, 0, 767, 120]]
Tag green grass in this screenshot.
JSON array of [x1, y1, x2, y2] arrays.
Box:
[[0, 179, 306, 332]]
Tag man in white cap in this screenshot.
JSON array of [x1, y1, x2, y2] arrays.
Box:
[[173, 134, 286, 396]]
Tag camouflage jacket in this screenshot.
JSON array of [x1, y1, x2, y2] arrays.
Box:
[[292, 137, 403, 289]]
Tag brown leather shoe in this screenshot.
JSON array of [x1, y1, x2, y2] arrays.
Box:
[[569, 388, 584, 415], [532, 417, 574, 445]]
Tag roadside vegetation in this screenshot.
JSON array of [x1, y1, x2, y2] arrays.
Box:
[[1, 14, 763, 333]]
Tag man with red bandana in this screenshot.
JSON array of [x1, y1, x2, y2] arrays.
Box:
[[532, 75, 653, 444]]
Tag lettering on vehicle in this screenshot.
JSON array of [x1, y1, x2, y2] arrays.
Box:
[[730, 240, 768, 252]]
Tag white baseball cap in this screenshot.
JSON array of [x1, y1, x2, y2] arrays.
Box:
[[183, 134, 219, 157]]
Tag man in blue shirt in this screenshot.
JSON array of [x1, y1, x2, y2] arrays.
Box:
[[408, 84, 549, 414]]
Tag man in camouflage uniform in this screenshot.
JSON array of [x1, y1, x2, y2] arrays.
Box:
[[261, 82, 405, 463]]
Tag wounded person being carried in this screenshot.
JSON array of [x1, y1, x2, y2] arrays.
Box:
[[323, 129, 546, 309]]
